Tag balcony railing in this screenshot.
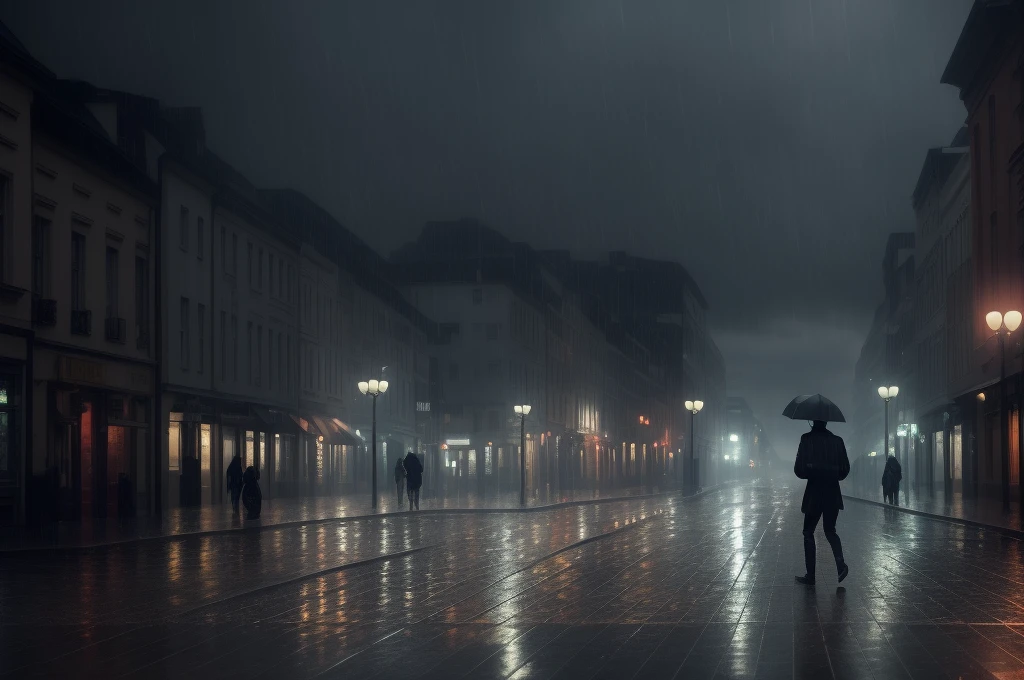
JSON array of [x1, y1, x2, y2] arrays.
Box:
[[32, 297, 57, 326], [105, 316, 126, 343], [70, 309, 92, 336]]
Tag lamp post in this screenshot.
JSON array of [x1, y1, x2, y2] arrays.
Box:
[[514, 404, 531, 506], [986, 310, 1021, 512], [684, 400, 704, 494], [877, 385, 898, 479], [358, 377, 389, 510]]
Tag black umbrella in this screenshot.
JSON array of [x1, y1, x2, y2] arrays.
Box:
[[782, 394, 846, 423]]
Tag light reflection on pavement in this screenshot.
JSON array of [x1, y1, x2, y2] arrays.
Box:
[[4, 480, 1024, 679]]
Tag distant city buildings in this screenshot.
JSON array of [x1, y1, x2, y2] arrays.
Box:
[[0, 23, 730, 525]]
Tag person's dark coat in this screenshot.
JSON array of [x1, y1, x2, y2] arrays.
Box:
[[404, 453, 423, 491], [241, 466, 262, 519], [226, 455, 243, 492], [794, 425, 851, 514], [882, 456, 902, 491]]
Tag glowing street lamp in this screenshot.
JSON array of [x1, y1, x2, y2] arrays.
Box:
[[684, 400, 704, 493], [514, 404, 531, 506], [987, 310, 1021, 511], [358, 377, 389, 510]]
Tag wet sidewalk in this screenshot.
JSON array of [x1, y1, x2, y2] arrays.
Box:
[[843, 484, 1024, 536], [0, 484, 677, 552]]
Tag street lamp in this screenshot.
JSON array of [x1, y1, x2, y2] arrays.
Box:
[[684, 400, 704, 494], [877, 384, 898, 456], [514, 404, 531, 506], [986, 310, 1021, 511], [358, 377, 389, 510]]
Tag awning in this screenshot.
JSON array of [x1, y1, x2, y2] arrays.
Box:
[[253, 407, 303, 435], [314, 416, 361, 447], [290, 413, 362, 447]]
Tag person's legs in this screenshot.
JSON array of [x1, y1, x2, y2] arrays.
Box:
[[802, 509, 822, 580], [231, 488, 240, 513], [893, 484, 900, 506], [414, 488, 420, 510], [822, 508, 846, 571]]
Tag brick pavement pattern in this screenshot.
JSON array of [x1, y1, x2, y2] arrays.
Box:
[[4, 480, 1024, 678]]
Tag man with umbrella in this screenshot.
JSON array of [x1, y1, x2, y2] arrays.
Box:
[[784, 394, 851, 586]]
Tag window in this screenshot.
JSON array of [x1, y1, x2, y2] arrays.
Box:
[[220, 225, 226, 271], [287, 335, 292, 391], [268, 329, 275, 389], [486, 323, 499, 341], [197, 217, 204, 260], [248, 242, 253, 286], [278, 331, 283, 393], [32, 216, 51, 298], [71, 233, 86, 311], [278, 259, 283, 298], [179, 206, 189, 250], [256, 324, 263, 386], [0, 175, 9, 282], [258, 248, 264, 290], [231, 314, 238, 381], [135, 256, 148, 345], [197, 304, 205, 374], [247, 321, 253, 384], [105, 247, 119, 319], [221, 311, 227, 381], [991, 213, 999, 284], [180, 297, 190, 369], [269, 256, 275, 296], [231, 233, 238, 274]]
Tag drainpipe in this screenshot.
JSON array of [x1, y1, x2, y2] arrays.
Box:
[[153, 154, 164, 515]]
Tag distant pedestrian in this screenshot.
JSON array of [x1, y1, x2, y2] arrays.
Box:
[[404, 451, 423, 511], [241, 465, 262, 519], [882, 453, 902, 506], [226, 453, 243, 514], [394, 457, 406, 503], [794, 420, 850, 586]]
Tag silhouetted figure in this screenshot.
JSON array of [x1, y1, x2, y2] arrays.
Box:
[[882, 454, 902, 506], [241, 466, 262, 519], [794, 420, 850, 585], [394, 457, 406, 504], [404, 451, 423, 511], [226, 453, 243, 514]]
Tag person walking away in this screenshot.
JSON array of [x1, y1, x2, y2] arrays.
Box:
[[394, 457, 406, 504], [241, 466, 262, 519], [882, 453, 902, 506], [226, 453, 243, 514], [404, 451, 423, 511], [794, 420, 850, 585]]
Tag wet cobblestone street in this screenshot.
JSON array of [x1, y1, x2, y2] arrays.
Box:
[[5, 480, 1024, 679]]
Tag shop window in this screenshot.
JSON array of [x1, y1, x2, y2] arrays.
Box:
[[168, 422, 181, 471]]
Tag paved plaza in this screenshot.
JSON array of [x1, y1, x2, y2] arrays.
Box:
[[4, 480, 1024, 679]]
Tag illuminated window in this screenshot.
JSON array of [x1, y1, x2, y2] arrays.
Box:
[[168, 422, 181, 471]]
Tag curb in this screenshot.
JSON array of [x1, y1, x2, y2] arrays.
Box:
[[842, 493, 1024, 540], [0, 484, 729, 555]]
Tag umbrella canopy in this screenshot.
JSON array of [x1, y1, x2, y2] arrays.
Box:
[[782, 394, 846, 423]]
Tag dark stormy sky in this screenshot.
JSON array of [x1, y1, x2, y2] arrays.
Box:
[[1, 0, 972, 454]]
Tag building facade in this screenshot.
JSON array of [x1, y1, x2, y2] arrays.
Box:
[[942, 0, 1024, 501]]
